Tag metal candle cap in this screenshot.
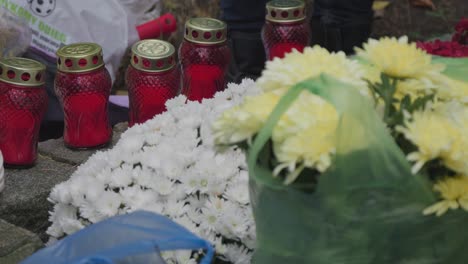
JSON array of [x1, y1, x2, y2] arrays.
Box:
[[266, 0, 306, 23], [131, 39, 176, 72], [184, 17, 227, 45], [0, 57, 46, 87], [56, 43, 105, 73]]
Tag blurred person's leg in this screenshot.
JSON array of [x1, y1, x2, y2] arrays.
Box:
[[311, 0, 374, 55], [221, 0, 269, 83]]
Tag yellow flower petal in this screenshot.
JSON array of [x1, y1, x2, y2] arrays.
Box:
[[424, 176, 468, 216], [356, 36, 445, 79], [213, 92, 280, 145], [258, 46, 369, 96]]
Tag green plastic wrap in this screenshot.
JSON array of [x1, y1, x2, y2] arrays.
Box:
[[432, 56, 468, 82], [247, 75, 468, 264]]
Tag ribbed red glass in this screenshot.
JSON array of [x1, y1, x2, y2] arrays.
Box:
[[55, 67, 112, 149], [126, 65, 180, 126], [0, 82, 48, 167], [179, 41, 230, 102], [262, 20, 310, 60]]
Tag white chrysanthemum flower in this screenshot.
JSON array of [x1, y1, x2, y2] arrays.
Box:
[[173, 250, 197, 264], [49, 183, 73, 205], [219, 202, 250, 239], [49, 203, 77, 224], [48, 204, 83, 236], [60, 218, 85, 235], [47, 80, 257, 264], [198, 206, 221, 233], [224, 171, 250, 205], [93, 191, 123, 218], [164, 200, 188, 218], [121, 188, 159, 211], [187, 195, 208, 210], [224, 244, 252, 264], [108, 165, 133, 188], [173, 216, 198, 235], [46, 222, 64, 238], [78, 201, 102, 223], [119, 136, 145, 154]]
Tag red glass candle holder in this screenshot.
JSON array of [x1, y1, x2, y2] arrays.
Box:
[[262, 0, 310, 60], [55, 43, 112, 149], [126, 40, 180, 126], [0, 58, 48, 168], [179, 18, 231, 102]]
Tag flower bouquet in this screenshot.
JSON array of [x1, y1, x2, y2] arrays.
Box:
[[417, 18, 468, 57], [214, 38, 468, 263], [47, 81, 259, 264]]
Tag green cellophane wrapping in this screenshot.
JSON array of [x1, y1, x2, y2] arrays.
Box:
[[247, 75, 468, 264], [432, 56, 468, 82]]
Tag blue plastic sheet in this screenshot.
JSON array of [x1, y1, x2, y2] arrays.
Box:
[[22, 211, 214, 264]]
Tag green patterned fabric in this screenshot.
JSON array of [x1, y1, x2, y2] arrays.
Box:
[[247, 75, 468, 264]]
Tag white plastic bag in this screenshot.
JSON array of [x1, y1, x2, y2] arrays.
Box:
[[2, 0, 160, 82], [0, 7, 31, 58], [117, 0, 160, 25]]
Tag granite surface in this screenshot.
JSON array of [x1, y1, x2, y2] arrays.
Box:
[[0, 123, 128, 261]]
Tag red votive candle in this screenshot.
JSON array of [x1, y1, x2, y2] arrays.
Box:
[[126, 39, 180, 126], [0, 58, 48, 168], [262, 0, 310, 60], [55, 43, 112, 149], [179, 17, 230, 102]]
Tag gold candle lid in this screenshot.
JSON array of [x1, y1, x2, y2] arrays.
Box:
[[131, 39, 176, 73], [266, 0, 306, 23], [0, 57, 46, 87], [184, 18, 227, 45], [56, 43, 105, 73]]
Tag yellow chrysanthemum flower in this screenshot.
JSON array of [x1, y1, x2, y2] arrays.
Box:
[[443, 141, 468, 176], [394, 77, 437, 101], [362, 63, 438, 103], [213, 92, 280, 145], [272, 92, 339, 183], [399, 101, 468, 175], [397, 108, 458, 174], [433, 76, 468, 103], [423, 176, 468, 216], [356, 36, 445, 79], [274, 123, 337, 184], [214, 89, 340, 183], [436, 102, 468, 175], [272, 91, 338, 144], [361, 63, 382, 84], [257, 46, 369, 96]]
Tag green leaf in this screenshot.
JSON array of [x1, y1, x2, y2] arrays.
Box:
[[410, 94, 435, 112]]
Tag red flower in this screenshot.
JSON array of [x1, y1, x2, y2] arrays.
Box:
[[418, 18, 468, 57], [452, 17, 467, 45], [454, 18, 468, 33], [417, 39, 468, 57]]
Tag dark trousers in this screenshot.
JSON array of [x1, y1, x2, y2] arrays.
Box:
[[312, 0, 374, 54], [221, 0, 268, 83], [221, 0, 374, 83]]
